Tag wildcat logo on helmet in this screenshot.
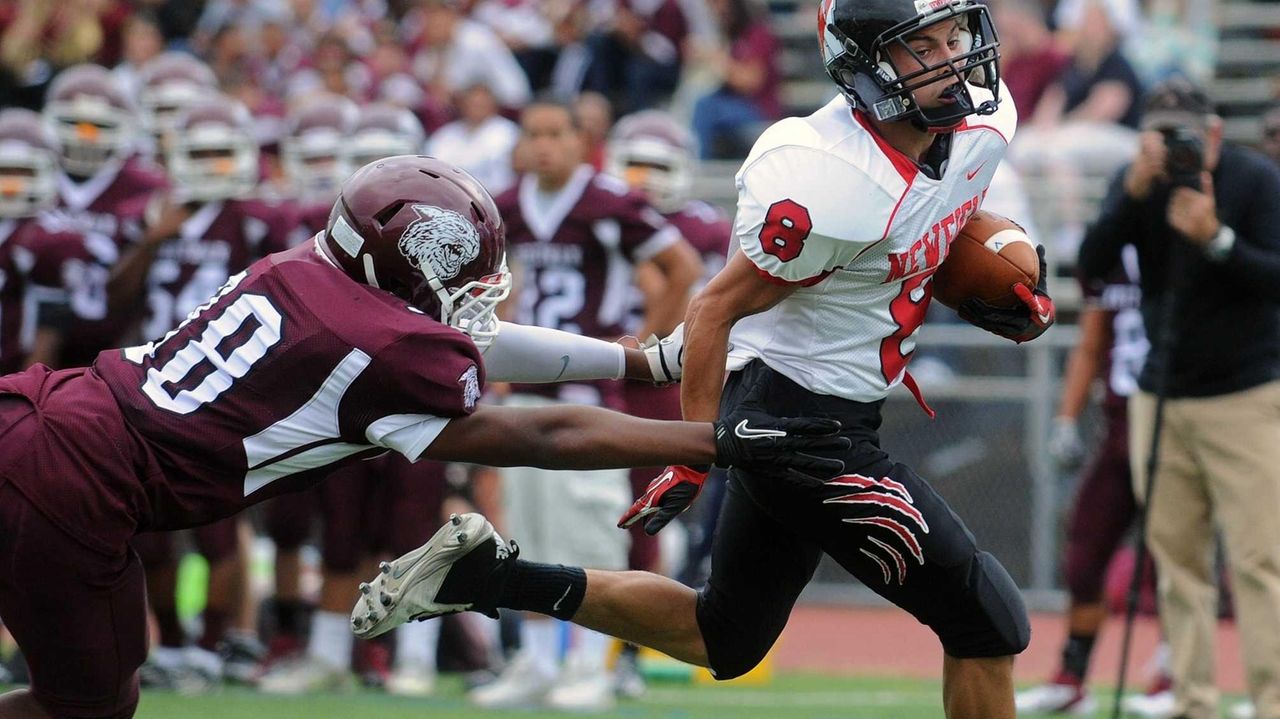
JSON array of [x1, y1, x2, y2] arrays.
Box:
[[399, 204, 481, 282]]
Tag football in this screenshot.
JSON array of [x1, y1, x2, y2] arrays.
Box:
[[932, 210, 1039, 310]]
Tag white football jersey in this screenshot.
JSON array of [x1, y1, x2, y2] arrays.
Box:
[[726, 84, 1018, 402]]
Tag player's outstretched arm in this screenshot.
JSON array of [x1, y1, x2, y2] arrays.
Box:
[[421, 403, 849, 476], [681, 251, 798, 421], [483, 321, 676, 384]]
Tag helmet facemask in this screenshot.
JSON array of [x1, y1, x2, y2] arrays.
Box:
[[167, 123, 259, 202], [45, 98, 134, 176], [823, 2, 1000, 131], [607, 141, 692, 214], [0, 145, 57, 217], [406, 254, 511, 351], [283, 129, 353, 202]]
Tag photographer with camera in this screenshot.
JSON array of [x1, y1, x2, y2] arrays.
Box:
[[1078, 78, 1280, 719]]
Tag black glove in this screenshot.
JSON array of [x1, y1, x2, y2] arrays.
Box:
[[957, 244, 1056, 343], [712, 408, 849, 480]]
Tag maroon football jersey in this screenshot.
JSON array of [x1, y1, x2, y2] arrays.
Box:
[[286, 201, 333, 247], [0, 218, 36, 373], [1080, 249, 1146, 406], [39, 158, 168, 365], [137, 198, 296, 340], [622, 199, 731, 336], [666, 200, 731, 287], [497, 167, 678, 405], [86, 240, 485, 532]]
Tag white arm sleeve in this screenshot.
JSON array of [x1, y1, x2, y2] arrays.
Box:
[[482, 321, 626, 383]]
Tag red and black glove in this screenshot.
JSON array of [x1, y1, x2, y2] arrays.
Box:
[[957, 245, 1056, 343], [619, 408, 850, 535], [618, 464, 709, 536]]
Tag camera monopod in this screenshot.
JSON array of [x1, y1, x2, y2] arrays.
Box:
[[1110, 237, 1186, 719]]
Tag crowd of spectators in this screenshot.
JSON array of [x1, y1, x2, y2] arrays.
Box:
[[0, 0, 786, 164]]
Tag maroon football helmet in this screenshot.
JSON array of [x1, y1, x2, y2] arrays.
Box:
[[605, 110, 695, 213], [282, 93, 360, 201], [320, 155, 510, 348], [343, 103, 426, 170], [166, 95, 259, 202], [43, 64, 136, 176], [0, 109, 59, 216], [138, 52, 218, 142]]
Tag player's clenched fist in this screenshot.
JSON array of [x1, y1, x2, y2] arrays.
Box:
[[619, 464, 709, 535]]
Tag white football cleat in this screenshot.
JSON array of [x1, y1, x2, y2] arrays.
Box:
[[256, 656, 352, 694], [1015, 680, 1096, 715], [1121, 688, 1177, 718], [385, 661, 437, 697], [470, 651, 555, 708], [350, 513, 517, 639], [547, 652, 617, 712]]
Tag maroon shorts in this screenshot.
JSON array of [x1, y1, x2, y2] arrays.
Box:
[[622, 383, 682, 572], [0, 479, 146, 718]]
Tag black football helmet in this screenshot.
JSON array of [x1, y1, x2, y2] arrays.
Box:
[[818, 0, 1001, 130], [319, 155, 510, 349]]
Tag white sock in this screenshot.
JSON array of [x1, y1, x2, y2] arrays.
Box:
[[521, 618, 562, 680], [307, 611, 352, 669], [395, 618, 440, 670], [570, 626, 611, 673]]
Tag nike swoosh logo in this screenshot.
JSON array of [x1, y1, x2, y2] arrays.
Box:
[[552, 585, 573, 611], [966, 163, 986, 181], [734, 419, 787, 440], [551, 354, 570, 381], [1037, 310, 1052, 324]]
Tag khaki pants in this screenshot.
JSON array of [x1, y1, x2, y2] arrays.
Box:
[[1130, 381, 1280, 719], [500, 394, 631, 571]]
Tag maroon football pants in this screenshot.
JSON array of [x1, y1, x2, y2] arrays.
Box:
[[1063, 402, 1147, 604], [0, 480, 146, 718]]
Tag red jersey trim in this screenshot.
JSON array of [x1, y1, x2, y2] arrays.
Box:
[[852, 110, 920, 185], [750, 261, 833, 287]]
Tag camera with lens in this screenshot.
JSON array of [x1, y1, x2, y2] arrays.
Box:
[[1160, 126, 1204, 189]]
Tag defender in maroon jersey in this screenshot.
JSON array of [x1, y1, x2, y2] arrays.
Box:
[[35, 64, 168, 367], [107, 95, 295, 340], [0, 110, 62, 374], [495, 100, 702, 407], [0, 156, 845, 719]]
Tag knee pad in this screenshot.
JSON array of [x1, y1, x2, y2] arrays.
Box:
[[694, 584, 782, 680], [938, 551, 1031, 658]]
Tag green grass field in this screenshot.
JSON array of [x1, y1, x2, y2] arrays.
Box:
[[7, 673, 1249, 719]]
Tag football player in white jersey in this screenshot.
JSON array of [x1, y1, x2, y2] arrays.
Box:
[[351, 1, 1054, 717]]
